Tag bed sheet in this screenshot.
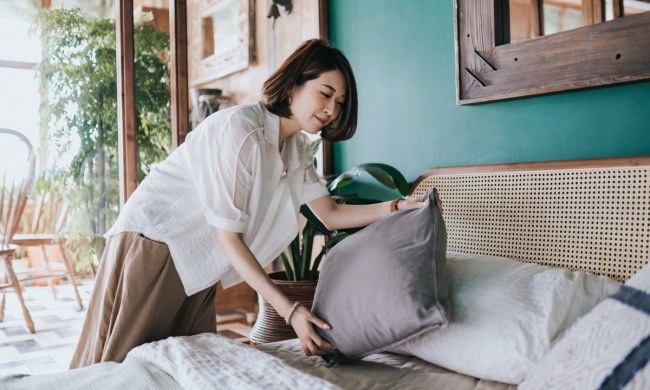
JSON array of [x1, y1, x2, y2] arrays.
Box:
[[257, 338, 516, 390]]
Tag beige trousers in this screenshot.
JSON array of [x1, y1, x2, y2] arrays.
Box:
[[69, 232, 216, 368]]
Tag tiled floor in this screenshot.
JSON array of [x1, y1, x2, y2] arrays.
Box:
[[0, 281, 252, 377], [0, 281, 93, 376]]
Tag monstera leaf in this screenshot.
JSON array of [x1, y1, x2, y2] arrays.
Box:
[[328, 163, 409, 196]]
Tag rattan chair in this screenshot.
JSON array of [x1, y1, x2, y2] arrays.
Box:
[[0, 128, 36, 333]]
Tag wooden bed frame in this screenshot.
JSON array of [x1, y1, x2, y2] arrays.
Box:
[[410, 156, 650, 282]]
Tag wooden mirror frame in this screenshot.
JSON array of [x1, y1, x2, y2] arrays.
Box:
[[454, 0, 650, 105], [192, 0, 255, 86]]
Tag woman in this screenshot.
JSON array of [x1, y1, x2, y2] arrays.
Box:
[[70, 39, 431, 368]]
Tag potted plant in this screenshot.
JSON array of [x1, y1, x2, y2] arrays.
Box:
[[250, 142, 410, 343]]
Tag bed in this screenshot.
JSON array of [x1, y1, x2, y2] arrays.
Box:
[[2, 156, 649, 389]]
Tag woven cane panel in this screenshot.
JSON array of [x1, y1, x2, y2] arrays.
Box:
[[412, 167, 650, 282]]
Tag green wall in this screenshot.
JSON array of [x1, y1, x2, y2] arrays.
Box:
[[329, 0, 650, 184]]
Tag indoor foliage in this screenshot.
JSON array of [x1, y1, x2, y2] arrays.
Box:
[[35, 7, 171, 270], [281, 139, 410, 281]]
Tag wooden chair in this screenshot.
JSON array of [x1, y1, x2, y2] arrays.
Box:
[[11, 191, 83, 310], [0, 128, 36, 333]]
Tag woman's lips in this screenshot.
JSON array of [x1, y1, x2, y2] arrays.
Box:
[[315, 116, 326, 126]]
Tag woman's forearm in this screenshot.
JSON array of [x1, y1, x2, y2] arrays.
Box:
[[217, 228, 334, 356], [322, 201, 393, 230], [217, 229, 294, 318], [308, 196, 431, 231]]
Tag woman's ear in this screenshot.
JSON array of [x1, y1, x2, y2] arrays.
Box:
[[289, 85, 300, 105]]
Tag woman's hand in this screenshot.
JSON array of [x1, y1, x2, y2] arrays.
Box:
[[398, 196, 443, 213], [290, 305, 335, 356]]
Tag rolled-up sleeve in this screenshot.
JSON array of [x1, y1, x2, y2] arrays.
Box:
[[301, 138, 329, 204], [187, 116, 256, 233]]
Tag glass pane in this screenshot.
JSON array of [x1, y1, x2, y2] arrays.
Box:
[[510, 0, 534, 42], [51, 0, 116, 18], [606, 0, 615, 19], [0, 17, 41, 63], [510, 0, 586, 42], [544, 0, 584, 35], [0, 1, 173, 273], [625, 0, 650, 15], [0, 68, 40, 148]]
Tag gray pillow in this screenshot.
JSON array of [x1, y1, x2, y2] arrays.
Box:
[[312, 188, 449, 361]]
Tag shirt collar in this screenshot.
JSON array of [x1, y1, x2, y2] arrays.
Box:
[[261, 102, 301, 171], [261, 102, 280, 147]]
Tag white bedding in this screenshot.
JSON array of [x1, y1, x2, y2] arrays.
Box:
[[257, 338, 516, 390], [129, 333, 339, 389], [1, 333, 514, 389], [0, 334, 337, 389]]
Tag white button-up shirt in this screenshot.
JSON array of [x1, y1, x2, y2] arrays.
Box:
[[105, 102, 329, 295]]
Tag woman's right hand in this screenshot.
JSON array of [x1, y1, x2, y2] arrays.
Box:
[[290, 305, 335, 356]]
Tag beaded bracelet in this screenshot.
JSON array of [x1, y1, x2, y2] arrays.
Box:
[[285, 302, 301, 325]]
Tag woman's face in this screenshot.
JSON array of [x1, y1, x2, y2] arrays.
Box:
[[289, 69, 346, 134]]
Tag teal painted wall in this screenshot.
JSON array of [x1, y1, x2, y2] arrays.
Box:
[[329, 0, 650, 186]]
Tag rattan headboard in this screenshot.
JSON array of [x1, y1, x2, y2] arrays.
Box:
[[410, 157, 650, 282]]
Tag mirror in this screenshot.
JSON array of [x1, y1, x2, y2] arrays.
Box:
[[508, 0, 650, 43], [454, 0, 650, 104], [193, 0, 255, 85]]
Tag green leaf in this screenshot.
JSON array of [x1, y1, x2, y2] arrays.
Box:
[[355, 163, 410, 196], [327, 163, 409, 196], [307, 250, 325, 280], [300, 223, 315, 280], [310, 138, 321, 158], [288, 234, 300, 271], [280, 252, 295, 281], [308, 232, 350, 278], [309, 138, 322, 171], [300, 205, 332, 235], [327, 175, 354, 192]]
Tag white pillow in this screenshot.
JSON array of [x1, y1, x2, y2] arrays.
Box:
[[520, 261, 650, 390], [390, 251, 620, 384]]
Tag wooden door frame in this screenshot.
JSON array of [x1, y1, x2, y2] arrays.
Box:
[[116, 1, 190, 204]]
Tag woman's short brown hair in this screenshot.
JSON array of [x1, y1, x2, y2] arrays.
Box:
[[262, 39, 358, 142]]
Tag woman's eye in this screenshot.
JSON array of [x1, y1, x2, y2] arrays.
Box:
[[321, 92, 332, 99]]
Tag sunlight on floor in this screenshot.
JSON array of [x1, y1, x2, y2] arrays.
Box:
[[0, 281, 92, 376], [0, 281, 253, 376]]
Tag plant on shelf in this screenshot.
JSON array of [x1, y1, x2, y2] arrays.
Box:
[[250, 139, 410, 343]]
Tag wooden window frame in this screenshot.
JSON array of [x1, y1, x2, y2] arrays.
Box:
[[117, 1, 190, 204], [116, 0, 138, 205], [454, 0, 650, 105], [319, 0, 333, 177], [170, 0, 189, 148]]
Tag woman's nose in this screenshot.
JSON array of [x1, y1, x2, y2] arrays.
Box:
[[323, 100, 335, 115]]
